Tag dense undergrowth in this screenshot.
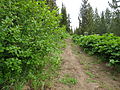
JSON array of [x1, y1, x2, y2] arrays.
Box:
[[0, 0, 67, 89], [73, 34, 120, 66]]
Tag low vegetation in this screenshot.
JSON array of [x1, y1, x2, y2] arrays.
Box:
[[73, 34, 120, 66], [59, 75, 77, 85], [0, 0, 67, 89]]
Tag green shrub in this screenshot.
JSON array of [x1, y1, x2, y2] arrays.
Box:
[[72, 34, 120, 66], [0, 0, 66, 89]]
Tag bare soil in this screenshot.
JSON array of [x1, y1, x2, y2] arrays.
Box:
[[50, 38, 120, 90]]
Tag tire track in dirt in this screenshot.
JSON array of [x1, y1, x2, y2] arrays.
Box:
[[51, 38, 103, 90]]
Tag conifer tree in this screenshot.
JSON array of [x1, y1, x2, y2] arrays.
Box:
[[99, 11, 107, 34], [60, 3, 67, 28], [76, 17, 82, 35], [67, 14, 71, 32], [79, 0, 88, 34], [60, 3, 71, 33], [109, 0, 120, 36], [78, 0, 94, 35], [93, 8, 101, 34], [46, 0, 57, 10], [86, 3, 94, 34], [104, 8, 112, 33]]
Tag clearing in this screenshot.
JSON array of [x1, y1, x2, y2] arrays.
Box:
[[50, 38, 120, 90]]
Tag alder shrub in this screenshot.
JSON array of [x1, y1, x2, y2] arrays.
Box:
[[0, 0, 66, 89], [73, 34, 120, 66]]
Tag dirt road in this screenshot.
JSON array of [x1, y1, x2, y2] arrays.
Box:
[[51, 38, 120, 90]]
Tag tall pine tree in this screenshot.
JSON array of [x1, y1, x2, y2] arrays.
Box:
[[99, 11, 107, 34], [79, 0, 88, 35], [86, 3, 94, 34], [109, 0, 120, 36], [78, 0, 94, 35], [93, 8, 101, 34], [104, 8, 112, 33], [60, 3, 71, 33]]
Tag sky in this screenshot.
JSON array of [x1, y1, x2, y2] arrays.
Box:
[[56, 0, 112, 30]]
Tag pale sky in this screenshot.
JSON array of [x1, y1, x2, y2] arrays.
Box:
[[56, 0, 112, 29]]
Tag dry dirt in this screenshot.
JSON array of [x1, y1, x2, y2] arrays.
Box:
[[50, 38, 120, 90]]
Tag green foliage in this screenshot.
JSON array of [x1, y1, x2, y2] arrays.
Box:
[[73, 34, 120, 66], [0, 0, 66, 89], [109, 0, 120, 36], [77, 0, 94, 35], [85, 71, 95, 78], [46, 0, 57, 11], [60, 3, 71, 33], [59, 75, 77, 85], [76, 1, 120, 36]]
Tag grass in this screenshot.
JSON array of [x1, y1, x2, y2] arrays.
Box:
[[86, 78, 98, 83], [85, 71, 95, 78], [59, 75, 77, 85]]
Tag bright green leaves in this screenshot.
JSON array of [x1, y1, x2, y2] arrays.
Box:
[[0, 43, 4, 53], [73, 34, 120, 66], [0, 0, 66, 88], [110, 59, 119, 65], [5, 58, 22, 72]]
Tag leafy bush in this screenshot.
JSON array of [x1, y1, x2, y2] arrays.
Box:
[[73, 34, 120, 66], [0, 0, 66, 89]]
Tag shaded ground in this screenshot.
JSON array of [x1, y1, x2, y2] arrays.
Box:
[[50, 38, 120, 90]]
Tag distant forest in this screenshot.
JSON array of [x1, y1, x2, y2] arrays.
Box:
[[60, 0, 120, 36]]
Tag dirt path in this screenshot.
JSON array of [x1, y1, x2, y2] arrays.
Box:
[[51, 38, 120, 90]]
